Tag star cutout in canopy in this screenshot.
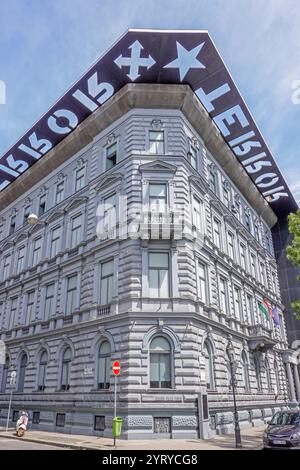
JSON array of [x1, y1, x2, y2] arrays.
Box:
[[164, 41, 206, 81]]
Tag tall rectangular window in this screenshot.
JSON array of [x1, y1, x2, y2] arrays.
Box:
[[25, 291, 35, 324], [149, 130, 164, 154], [55, 181, 64, 204], [244, 211, 252, 233], [250, 253, 257, 278], [3, 254, 11, 280], [70, 214, 82, 248], [16, 246, 25, 274], [75, 167, 85, 191], [188, 145, 197, 169], [219, 278, 227, 313], [209, 169, 217, 193], [198, 261, 207, 303], [193, 196, 202, 232], [149, 253, 169, 298], [260, 262, 266, 286], [9, 215, 16, 235], [240, 243, 246, 270], [38, 194, 46, 216], [106, 142, 117, 169], [32, 237, 42, 265], [23, 205, 31, 224], [44, 283, 55, 320], [103, 194, 116, 232], [254, 224, 260, 241], [149, 183, 167, 212], [100, 260, 114, 304], [213, 218, 221, 249], [9, 297, 18, 329], [233, 286, 242, 321], [66, 275, 77, 315], [227, 231, 235, 259], [50, 227, 61, 258]]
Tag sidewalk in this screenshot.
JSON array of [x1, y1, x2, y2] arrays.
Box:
[[0, 425, 265, 450]]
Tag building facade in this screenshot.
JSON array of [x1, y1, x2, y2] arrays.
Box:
[[0, 82, 292, 439]]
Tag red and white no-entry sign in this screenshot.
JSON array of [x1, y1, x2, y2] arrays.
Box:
[[112, 360, 121, 376]]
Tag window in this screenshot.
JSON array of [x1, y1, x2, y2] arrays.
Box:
[[149, 130, 164, 154], [9, 298, 18, 329], [233, 286, 242, 321], [213, 218, 221, 249], [61, 348, 71, 390], [223, 184, 230, 208], [16, 246, 25, 274], [18, 353, 28, 392], [193, 196, 202, 233], [70, 214, 82, 248], [50, 226, 61, 258], [23, 205, 31, 225], [271, 271, 277, 293], [244, 211, 252, 233], [149, 253, 169, 298], [55, 181, 64, 204], [75, 166, 85, 192], [239, 243, 246, 270], [203, 341, 214, 390], [3, 254, 11, 280], [250, 254, 257, 278], [32, 412, 40, 424], [241, 352, 250, 391], [94, 415, 105, 431], [149, 183, 167, 212], [100, 260, 114, 305], [265, 233, 272, 253], [219, 278, 227, 313], [44, 283, 55, 320], [150, 336, 172, 389], [66, 275, 77, 314], [106, 142, 117, 169], [56, 413, 66, 427], [1, 356, 9, 392], [246, 294, 255, 325], [103, 194, 116, 232], [9, 215, 16, 235], [12, 410, 19, 422], [32, 237, 42, 265], [260, 262, 266, 286], [38, 194, 46, 216], [98, 341, 111, 389], [254, 224, 260, 241], [274, 360, 281, 394], [227, 232, 235, 259], [188, 145, 197, 169], [25, 291, 35, 324], [265, 358, 272, 392], [254, 355, 262, 391], [198, 261, 207, 303], [38, 351, 48, 391]]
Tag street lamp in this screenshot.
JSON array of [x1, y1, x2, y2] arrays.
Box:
[[27, 213, 38, 225], [226, 340, 242, 448]]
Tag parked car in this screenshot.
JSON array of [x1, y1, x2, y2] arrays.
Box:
[[263, 410, 300, 449]]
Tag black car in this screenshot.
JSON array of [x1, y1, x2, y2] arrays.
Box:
[[263, 410, 300, 448]]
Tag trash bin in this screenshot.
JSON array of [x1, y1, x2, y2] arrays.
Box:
[[113, 417, 123, 437]]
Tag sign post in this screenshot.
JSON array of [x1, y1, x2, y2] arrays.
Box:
[[6, 370, 16, 432], [112, 360, 121, 446]]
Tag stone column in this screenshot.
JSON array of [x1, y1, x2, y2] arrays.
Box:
[[292, 364, 300, 402], [286, 362, 297, 402]]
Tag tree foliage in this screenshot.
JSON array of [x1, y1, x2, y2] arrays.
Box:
[[286, 210, 300, 320]]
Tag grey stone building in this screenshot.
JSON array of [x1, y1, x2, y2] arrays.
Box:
[[0, 30, 297, 439]]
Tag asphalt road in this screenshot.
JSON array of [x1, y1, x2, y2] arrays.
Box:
[[0, 437, 65, 450]]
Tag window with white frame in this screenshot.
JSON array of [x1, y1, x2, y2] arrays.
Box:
[[70, 214, 82, 248], [100, 260, 114, 305], [9, 214, 16, 235], [219, 277, 228, 313], [106, 142, 117, 169], [250, 253, 257, 278], [23, 205, 31, 225], [198, 261, 207, 303], [38, 194, 46, 216], [25, 291, 35, 324], [18, 353, 28, 392], [50, 226, 61, 258], [149, 130, 164, 154], [149, 183, 167, 212], [233, 286, 242, 321], [61, 347, 71, 390], [98, 341, 111, 389], [38, 350, 48, 391], [9, 297, 18, 329], [3, 253, 11, 280], [188, 143, 198, 169], [254, 223, 260, 241], [149, 253, 169, 298], [244, 210, 252, 233], [192, 196, 203, 233], [44, 283, 55, 320], [103, 194, 116, 232], [239, 243, 246, 270], [32, 237, 42, 265], [203, 340, 214, 390], [16, 246, 25, 274], [75, 166, 85, 192], [55, 181, 65, 204], [209, 166, 218, 194], [66, 275, 77, 314], [227, 231, 235, 259], [150, 336, 172, 389], [213, 218, 221, 249]]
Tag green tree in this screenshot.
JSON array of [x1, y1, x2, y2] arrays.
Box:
[[286, 209, 300, 320]]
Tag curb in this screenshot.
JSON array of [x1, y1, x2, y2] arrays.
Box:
[[0, 433, 101, 450]]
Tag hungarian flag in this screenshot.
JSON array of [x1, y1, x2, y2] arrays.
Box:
[[263, 299, 274, 319], [271, 306, 280, 326], [258, 301, 269, 320]]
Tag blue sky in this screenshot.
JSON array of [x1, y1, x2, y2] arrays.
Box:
[[0, 0, 300, 204]]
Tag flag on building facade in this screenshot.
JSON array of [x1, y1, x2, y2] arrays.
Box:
[[258, 301, 269, 320], [263, 298, 274, 319], [271, 305, 280, 326]]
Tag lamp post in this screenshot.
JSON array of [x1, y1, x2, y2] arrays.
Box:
[[226, 340, 242, 448]]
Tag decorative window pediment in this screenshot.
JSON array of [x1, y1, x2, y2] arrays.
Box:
[[13, 232, 28, 245], [1, 240, 13, 251], [189, 175, 209, 195], [139, 160, 177, 175], [150, 118, 163, 130], [95, 172, 124, 193], [28, 221, 45, 235], [45, 210, 64, 225], [64, 196, 88, 213]]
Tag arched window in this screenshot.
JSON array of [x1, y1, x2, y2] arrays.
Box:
[[265, 358, 272, 392], [274, 359, 280, 395], [61, 347, 72, 391], [241, 351, 250, 391], [98, 341, 111, 389], [203, 341, 214, 390], [1, 355, 9, 393], [150, 336, 172, 389], [38, 350, 48, 391], [254, 355, 262, 392], [18, 353, 28, 392]]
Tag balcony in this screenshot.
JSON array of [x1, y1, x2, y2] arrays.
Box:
[[248, 324, 277, 351]]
